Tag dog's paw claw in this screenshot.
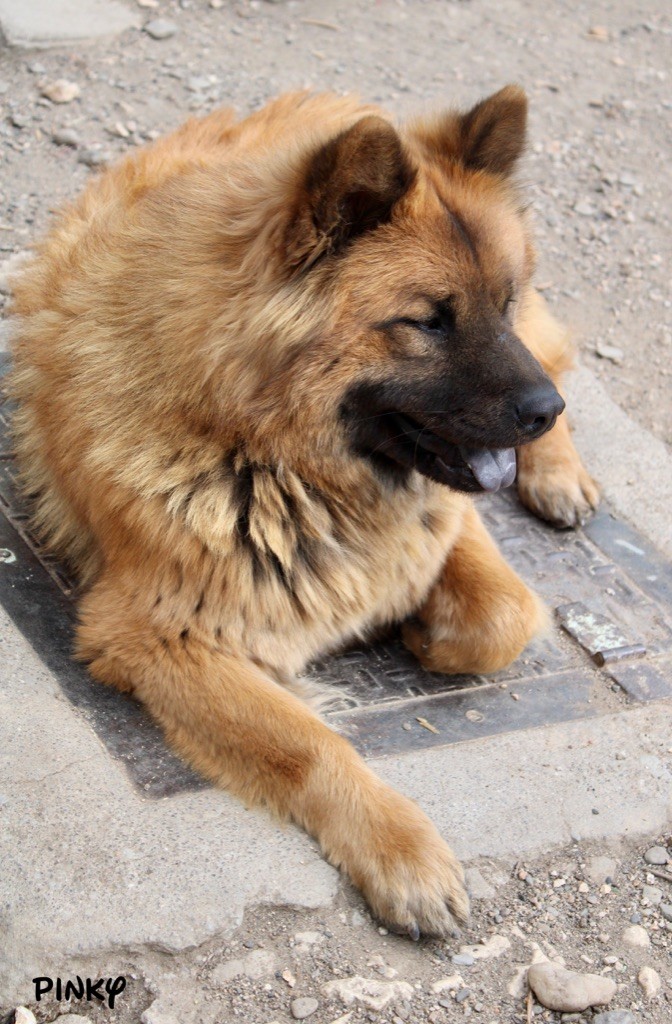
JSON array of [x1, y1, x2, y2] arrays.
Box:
[[408, 921, 420, 942]]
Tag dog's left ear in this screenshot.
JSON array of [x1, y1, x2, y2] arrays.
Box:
[[285, 116, 415, 271], [459, 85, 527, 175], [417, 85, 527, 178]]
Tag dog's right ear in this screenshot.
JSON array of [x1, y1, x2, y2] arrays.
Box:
[[285, 116, 415, 271]]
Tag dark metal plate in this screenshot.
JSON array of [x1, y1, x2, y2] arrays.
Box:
[[1, 354, 671, 794]]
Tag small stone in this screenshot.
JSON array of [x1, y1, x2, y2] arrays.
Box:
[[53, 128, 80, 147], [323, 977, 414, 1012], [642, 885, 663, 904], [464, 867, 495, 900], [593, 1013, 635, 1024], [78, 149, 112, 168], [527, 962, 616, 1013], [459, 935, 510, 961], [291, 997, 319, 1020], [644, 846, 669, 865], [588, 25, 609, 41], [41, 79, 81, 103], [186, 76, 211, 92], [621, 924, 649, 948], [210, 0, 224, 7], [431, 975, 465, 994], [659, 903, 672, 922], [212, 949, 275, 984], [637, 966, 661, 999], [451, 953, 475, 967], [144, 18, 178, 39], [293, 930, 324, 947], [455, 988, 470, 1003], [584, 857, 617, 886], [14, 1011, 37, 1024], [11, 113, 29, 129], [573, 200, 596, 217], [595, 342, 624, 364], [49, 1017, 91, 1023]]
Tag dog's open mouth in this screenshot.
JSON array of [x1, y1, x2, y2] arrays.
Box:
[[371, 412, 517, 493]]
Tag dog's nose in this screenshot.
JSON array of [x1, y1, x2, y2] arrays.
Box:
[[514, 384, 565, 438]]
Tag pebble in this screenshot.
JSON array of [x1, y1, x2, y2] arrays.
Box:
[[593, 1013, 635, 1024], [584, 857, 617, 886], [186, 76, 211, 92], [78, 149, 113, 168], [459, 934, 510, 960], [637, 966, 661, 999], [527, 962, 617, 1012], [464, 867, 495, 899], [659, 902, 672, 922], [431, 975, 464, 994], [455, 988, 470, 1003], [643, 846, 669, 865], [595, 342, 624, 364], [144, 18, 179, 39], [48, 1017, 91, 1024], [293, 930, 323, 947], [13, 1011, 37, 1024], [451, 953, 475, 966], [52, 128, 80, 147], [211, 949, 275, 984], [642, 884, 662, 904], [323, 977, 414, 1012], [41, 79, 81, 104], [290, 997, 319, 1020], [573, 200, 597, 217], [622, 925, 647, 946], [621, 924, 650, 947]]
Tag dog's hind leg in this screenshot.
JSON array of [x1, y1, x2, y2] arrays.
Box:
[[403, 502, 548, 675], [75, 571, 469, 939], [514, 287, 599, 527]]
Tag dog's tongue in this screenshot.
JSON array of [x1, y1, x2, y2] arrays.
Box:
[[459, 446, 517, 492]]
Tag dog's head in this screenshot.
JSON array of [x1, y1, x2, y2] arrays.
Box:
[[245, 88, 563, 494]]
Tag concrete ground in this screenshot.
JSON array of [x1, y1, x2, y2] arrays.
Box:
[[0, 1, 671, 1023]]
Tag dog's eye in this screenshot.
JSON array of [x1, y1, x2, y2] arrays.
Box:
[[410, 302, 456, 337], [418, 313, 446, 334], [502, 294, 516, 318]]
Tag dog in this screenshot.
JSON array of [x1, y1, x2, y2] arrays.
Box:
[[9, 87, 599, 938]]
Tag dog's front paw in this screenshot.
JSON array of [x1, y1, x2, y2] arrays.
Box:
[[402, 584, 548, 676], [517, 453, 599, 528], [347, 787, 469, 939]]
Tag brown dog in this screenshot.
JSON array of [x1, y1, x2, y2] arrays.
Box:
[[9, 87, 598, 938]]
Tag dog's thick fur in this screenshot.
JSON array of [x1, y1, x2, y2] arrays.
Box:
[[9, 88, 598, 937]]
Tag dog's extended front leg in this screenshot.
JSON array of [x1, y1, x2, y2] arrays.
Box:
[[515, 287, 599, 527], [403, 503, 547, 675], [76, 574, 468, 939]]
